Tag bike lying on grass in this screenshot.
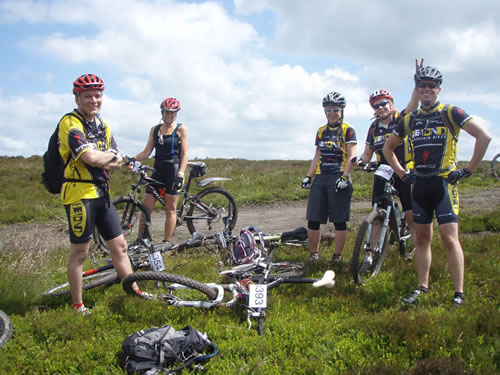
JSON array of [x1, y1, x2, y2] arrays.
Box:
[[351, 163, 412, 284], [41, 234, 207, 297], [0, 310, 13, 348], [122, 227, 335, 336], [93, 160, 237, 258]]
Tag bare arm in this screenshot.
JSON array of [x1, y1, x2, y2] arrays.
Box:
[[358, 144, 375, 165], [80, 148, 122, 170], [177, 125, 189, 176], [344, 143, 357, 175], [404, 86, 419, 114], [382, 134, 406, 178], [134, 126, 156, 162], [462, 119, 492, 173]]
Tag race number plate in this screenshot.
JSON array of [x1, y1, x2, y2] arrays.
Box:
[[149, 251, 166, 272], [249, 284, 267, 308], [375, 164, 394, 181]]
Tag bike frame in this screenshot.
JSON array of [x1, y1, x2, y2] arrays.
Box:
[[126, 162, 232, 227]]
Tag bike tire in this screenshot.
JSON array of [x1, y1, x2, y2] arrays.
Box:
[[492, 153, 500, 180], [122, 271, 218, 302], [186, 187, 238, 238], [42, 270, 119, 297], [0, 310, 13, 349], [398, 216, 411, 258], [252, 261, 308, 282], [93, 196, 153, 256], [351, 215, 392, 284]]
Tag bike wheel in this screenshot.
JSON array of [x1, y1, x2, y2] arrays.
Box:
[[351, 215, 391, 284], [42, 270, 118, 297], [186, 187, 238, 237], [492, 153, 500, 180], [0, 310, 13, 349], [122, 271, 218, 302], [93, 197, 153, 255], [252, 262, 308, 282], [398, 216, 411, 258]]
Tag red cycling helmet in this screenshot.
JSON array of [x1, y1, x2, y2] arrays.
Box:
[[369, 89, 394, 107], [160, 97, 181, 112], [72, 74, 105, 95]]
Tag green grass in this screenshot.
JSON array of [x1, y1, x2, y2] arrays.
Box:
[[0, 157, 499, 374]]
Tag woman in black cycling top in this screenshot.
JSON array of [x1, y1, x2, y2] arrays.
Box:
[[131, 97, 188, 242], [302, 91, 357, 263], [355, 87, 419, 268]]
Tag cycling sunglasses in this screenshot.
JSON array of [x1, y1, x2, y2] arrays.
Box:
[[324, 108, 342, 113], [417, 82, 440, 89], [372, 101, 389, 109]]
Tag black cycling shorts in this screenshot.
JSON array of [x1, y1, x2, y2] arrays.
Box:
[[412, 176, 459, 225], [65, 197, 122, 244], [148, 162, 180, 196], [306, 173, 352, 224], [372, 174, 412, 212]]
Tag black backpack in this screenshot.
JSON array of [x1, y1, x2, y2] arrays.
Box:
[[121, 324, 218, 374], [41, 112, 95, 194]]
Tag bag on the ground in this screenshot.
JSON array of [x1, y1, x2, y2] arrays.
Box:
[[121, 324, 218, 374], [231, 227, 263, 265]]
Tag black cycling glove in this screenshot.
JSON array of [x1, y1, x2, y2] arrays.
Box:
[[172, 176, 184, 191], [401, 172, 415, 185], [447, 168, 472, 185]]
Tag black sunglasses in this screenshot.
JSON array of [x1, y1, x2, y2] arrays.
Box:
[[417, 82, 439, 89], [372, 101, 389, 109]]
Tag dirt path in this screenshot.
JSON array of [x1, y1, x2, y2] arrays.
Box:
[[1, 185, 499, 250]]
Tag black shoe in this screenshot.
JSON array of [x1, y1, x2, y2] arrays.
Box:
[[359, 255, 373, 273], [331, 253, 342, 263]]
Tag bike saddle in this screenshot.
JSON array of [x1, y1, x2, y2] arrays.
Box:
[[280, 227, 308, 242]]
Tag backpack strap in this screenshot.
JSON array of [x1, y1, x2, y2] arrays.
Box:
[[156, 123, 181, 157], [61, 111, 101, 186]]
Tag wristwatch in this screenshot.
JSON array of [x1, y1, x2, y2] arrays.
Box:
[[109, 149, 119, 161]]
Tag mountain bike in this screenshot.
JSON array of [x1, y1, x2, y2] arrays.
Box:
[[42, 234, 207, 297], [351, 164, 412, 284], [122, 226, 334, 336], [93, 160, 237, 256], [0, 310, 13, 348], [491, 153, 500, 180]]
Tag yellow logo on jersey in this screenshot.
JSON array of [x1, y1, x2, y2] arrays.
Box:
[[70, 201, 86, 237]]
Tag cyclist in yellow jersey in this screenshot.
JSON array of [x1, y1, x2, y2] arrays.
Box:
[[302, 91, 357, 263], [356, 84, 419, 269], [59, 74, 135, 314], [383, 65, 491, 306]]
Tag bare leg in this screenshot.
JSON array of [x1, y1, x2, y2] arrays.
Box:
[[67, 242, 90, 305], [308, 228, 320, 254], [107, 235, 134, 280], [163, 193, 180, 241], [414, 223, 433, 288], [333, 230, 347, 256], [438, 222, 464, 293], [404, 210, 417, 247], [138, 193, 157, 238]]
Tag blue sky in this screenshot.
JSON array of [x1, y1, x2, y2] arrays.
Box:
[[1, 0, 499, 161]]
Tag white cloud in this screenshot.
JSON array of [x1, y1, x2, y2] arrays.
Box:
[[0, 0, 499, 161]]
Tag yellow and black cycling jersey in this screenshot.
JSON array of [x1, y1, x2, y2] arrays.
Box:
[[393, 102, 472, 177], [58, 109, 118, 205], [366, 110, 413, 169], [314, 122, 357, 175]]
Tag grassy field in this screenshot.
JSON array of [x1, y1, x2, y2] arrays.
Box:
[[0, 156, 499, 374]]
